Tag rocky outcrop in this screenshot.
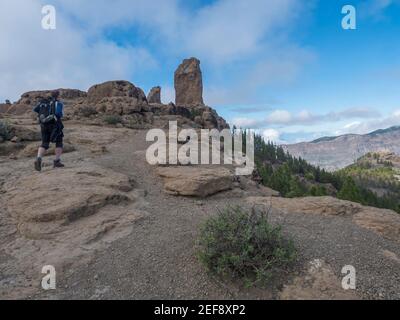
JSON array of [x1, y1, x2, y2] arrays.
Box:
[[156, 166, 233, 197], [147, 86, 161, 104], [4, 164, 139, 239], [87, 80, 147, 103], [7, 125, 40, 142], [17, 89, 87, 105], [174, 58, 204, 106], [247, 196, 400, 241], [2, 60, 229, 131]]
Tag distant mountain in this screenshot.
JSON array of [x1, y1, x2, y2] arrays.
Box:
[[283, 126, 400, 171]]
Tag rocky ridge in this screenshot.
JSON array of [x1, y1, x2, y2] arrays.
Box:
[[283, 126, 400, 171]]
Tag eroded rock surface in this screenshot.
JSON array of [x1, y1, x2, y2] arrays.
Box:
[[247, 196, 400, 241], [4, 164, 138, 239], [0, 161, 146, 299], [157, 166, 233, 197]]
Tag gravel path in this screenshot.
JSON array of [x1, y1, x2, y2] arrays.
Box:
[[15, 130, 400, 300]]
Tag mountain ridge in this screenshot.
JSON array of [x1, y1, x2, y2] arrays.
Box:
[[284, 125, 400, 171]]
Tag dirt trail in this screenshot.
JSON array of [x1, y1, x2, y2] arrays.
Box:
[[1, 127, 399, 300], [30, 130, 400, 300]]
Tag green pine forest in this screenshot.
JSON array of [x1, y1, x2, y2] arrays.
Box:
[[247, 132, 400, 214]]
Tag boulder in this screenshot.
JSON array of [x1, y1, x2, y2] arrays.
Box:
[[4, 164, 137, 239], [8, 125, 40, 141], [174, 58, 204, 106], [147, 86, 161, 104], [17, 89, 87, 106], [87, 81, 147, 103], [0, 141, 24, 156], [156, 166, 233, 197]]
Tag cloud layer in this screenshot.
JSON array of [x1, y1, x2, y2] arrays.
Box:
[[232, 107, 381, 128], [0, 0, 309, 103]]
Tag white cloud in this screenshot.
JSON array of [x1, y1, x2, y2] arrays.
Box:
[[0, 0, 312, 104], [393, 109, 400, 117], [185, 0, 301, 64], [262, 128, 284, 144], [343, 121, 362, 129], [0, 0, 158, 101], [266, 110, 292, 124], [336, 109, 400, 135], [264, 107, 380, 126], [231, 117, 261, 128]]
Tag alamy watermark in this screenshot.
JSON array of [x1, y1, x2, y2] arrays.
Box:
[[341, 265, 356, 290], [41, 265, 56, 290], [342, 5, 357, 30], [145, 121, 255, 176], [41, 5, 56, 30]]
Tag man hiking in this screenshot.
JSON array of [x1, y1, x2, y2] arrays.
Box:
[[33, 90, 65, 172]]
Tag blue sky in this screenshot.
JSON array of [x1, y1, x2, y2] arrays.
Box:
[[1, 0, 400, 143]]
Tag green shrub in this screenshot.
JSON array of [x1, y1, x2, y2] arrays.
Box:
[[103, 115, 122, 125], [79, 106, 98, 117], [197, 205, 296, 287], [0, 120, 12, 141], [190, 108, 203, 120]]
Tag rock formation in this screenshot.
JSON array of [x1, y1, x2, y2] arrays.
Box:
[[17, 89, 87, 105], [87, 80, 147, 103], [0, 59, 228, 131], [156, 166, 233, 197], [147, 86, 161, 104], [174, 57, 204, 106], [4, 164, 138, 239]]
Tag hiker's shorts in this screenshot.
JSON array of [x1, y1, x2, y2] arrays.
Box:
[[40, 124, 63, 150]]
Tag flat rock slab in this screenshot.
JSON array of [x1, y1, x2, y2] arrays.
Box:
[[156, 166, 233, 197], [4, 164, 136, 239], [247, 196, 400, 241], [1, 163, 147, 299]]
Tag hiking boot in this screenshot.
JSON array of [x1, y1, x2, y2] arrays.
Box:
[[53, 159, 65, 168], [34, 157, 42, 172]]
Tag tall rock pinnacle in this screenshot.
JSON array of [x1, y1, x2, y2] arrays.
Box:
[[174, 57, 204, 106]]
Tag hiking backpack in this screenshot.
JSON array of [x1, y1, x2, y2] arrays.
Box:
[[38, 99, 57, 125]]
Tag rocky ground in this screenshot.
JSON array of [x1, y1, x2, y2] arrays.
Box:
[[1, 121, 399, 300]]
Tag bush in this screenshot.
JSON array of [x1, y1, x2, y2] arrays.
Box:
[[0, 120, 12, 141], [197, 205, 296, 286], [103, 115, 122, 125], [79, 106, 97, 117]]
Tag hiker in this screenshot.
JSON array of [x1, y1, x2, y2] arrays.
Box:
[[33, 90, 65, 171]]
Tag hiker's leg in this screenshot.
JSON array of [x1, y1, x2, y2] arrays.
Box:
[[39, 125, 51, 158], [55, 147, 63, 161], [55, 135, 63, 161], [37, 147, 46, 158]]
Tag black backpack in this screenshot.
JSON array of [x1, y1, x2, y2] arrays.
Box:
[[38, 99, 56, 125]]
